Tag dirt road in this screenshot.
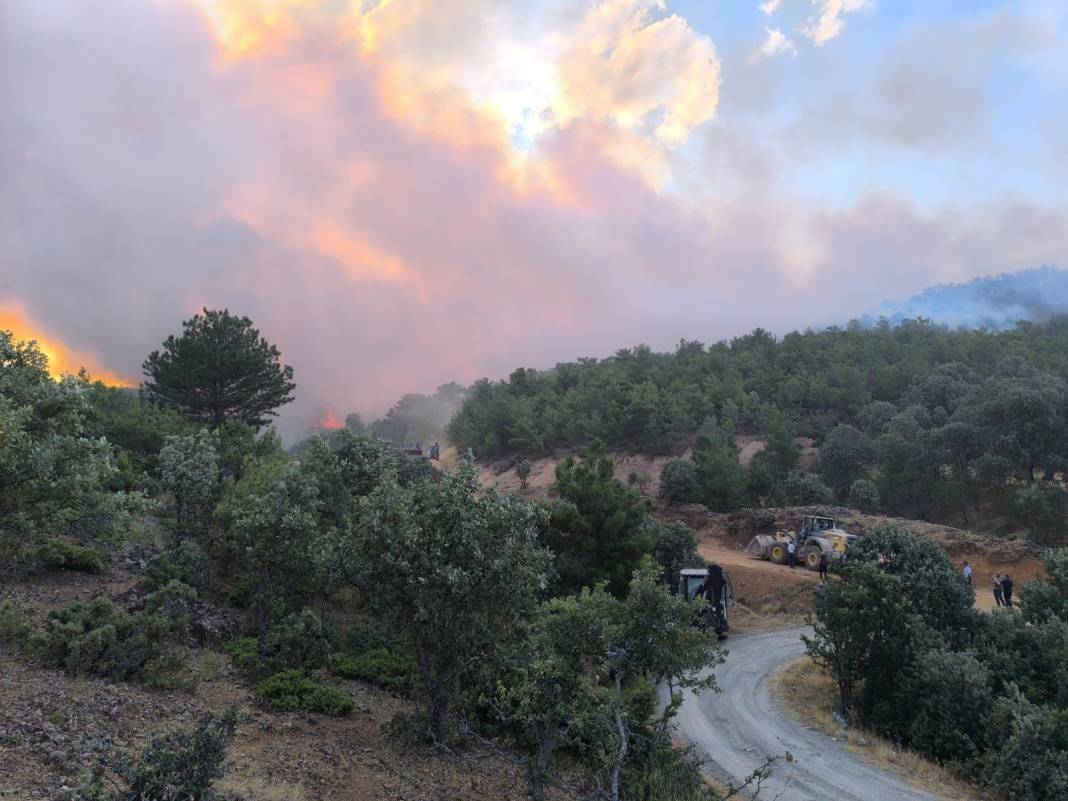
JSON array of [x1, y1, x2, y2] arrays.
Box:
[[668, 628, 939, 801]]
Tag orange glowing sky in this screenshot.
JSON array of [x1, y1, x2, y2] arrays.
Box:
[[3, 1, 1067, 439]]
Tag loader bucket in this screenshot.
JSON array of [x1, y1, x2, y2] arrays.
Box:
[[746, 534, 772, 559]]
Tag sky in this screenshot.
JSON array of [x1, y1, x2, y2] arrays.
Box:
[[1, 0, 1067, 438]]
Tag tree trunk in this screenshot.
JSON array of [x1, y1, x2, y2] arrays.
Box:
[[529, 726, 556, 801], [610, 671, 627, 801]]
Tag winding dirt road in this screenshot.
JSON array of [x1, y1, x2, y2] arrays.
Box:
[[669, 628, 939, 801]]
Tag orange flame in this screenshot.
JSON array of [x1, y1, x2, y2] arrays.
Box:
[[0, 303, 133, 386], [317, 410, 342, 429]]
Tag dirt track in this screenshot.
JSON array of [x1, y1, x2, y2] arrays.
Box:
[[668, 628, 940, 801]]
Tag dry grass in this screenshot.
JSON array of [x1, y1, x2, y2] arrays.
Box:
[[771, 657, 981, 801]]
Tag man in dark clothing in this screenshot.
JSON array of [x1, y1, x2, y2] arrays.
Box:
[[1001, 575, 1014, 607], [818, 550, 830, 581]]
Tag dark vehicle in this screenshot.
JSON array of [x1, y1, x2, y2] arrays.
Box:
[[679, 565, 734, 640]]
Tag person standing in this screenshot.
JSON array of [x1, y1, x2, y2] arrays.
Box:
[[787, 540, 797, 569], [818, 550, 829, 581], [962, 561, 973, 585], [1002, 574, 1014, 607], [992, 573, 1004, 607]]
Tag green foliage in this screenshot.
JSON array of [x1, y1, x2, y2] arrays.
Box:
[[803, 563, 913, 712], [1021, 549, 1068, 623], [658, 459, 698, 503], [982, 689, 1068, 801], [344, 462, 550, 740], [65, 711, 238, 801], [1, 333, 136, 582], [1010, 482, 1067, 545], [691, 423, 744, 512], [651, 521, 700, 591], [901, 646, 994, 763], [783, 471, 833, 505], [32, 597, 188, 686], [0, 601, 31, 649], [850, 523, 977, 640], [446, 319, 1068, 540], [847, 479, 880, 513], [331, 647, 415, 692], [497, 564, 721, 799], [226, 460, 324, 630], [22, 539, 104, 574], [143, 308, 296, 428], [545, 447, 655, 597], [818, 424, 876, 495], [223, 637, 260, 677], [159, 429, 220, 540], [136, 542, 205, 593], [255, 670, 353, 716], [516, 458, 532, 489], [258, 609, 336, 675], [82, 383, 194, 487]]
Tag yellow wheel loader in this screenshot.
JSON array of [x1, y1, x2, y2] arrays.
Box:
[[746, 515, 856, 571]]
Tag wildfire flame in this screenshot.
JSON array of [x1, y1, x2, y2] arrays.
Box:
[[0, 304, 133, 387], [317, 410, 342, 429]]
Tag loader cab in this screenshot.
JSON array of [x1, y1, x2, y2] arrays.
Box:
[[679, 566, 734, 640]]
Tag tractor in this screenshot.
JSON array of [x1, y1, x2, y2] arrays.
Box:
[[679, 565, 734, 639], [746, 514, 856, 571]]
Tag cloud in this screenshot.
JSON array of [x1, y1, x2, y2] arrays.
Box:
[[760, 0, 782, 16], [750, 26, 796, 62], [800, 0, 869, 46]]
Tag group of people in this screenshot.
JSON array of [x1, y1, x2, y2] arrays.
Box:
[[961, 561, 1015, 607]]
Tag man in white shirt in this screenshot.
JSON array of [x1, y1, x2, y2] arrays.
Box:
[[787, 540, 797, 569], [962, 561, 973, 585]]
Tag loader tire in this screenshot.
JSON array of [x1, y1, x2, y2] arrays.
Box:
[[769, 544, 788, 565], [805, 547, 822, 570]]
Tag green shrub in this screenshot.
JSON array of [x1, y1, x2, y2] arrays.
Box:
[[257, 608, 335, 675], [64, 711, 237, 801], [255, 670, 352, 716], [22, 540, 104, 574], [658, 459, 699, 503], [136, 543, 204, 593], [331, 647, 415, 692], [32, 597, 187, 685], [344, 620, 398, 656], [223, 637, 260, 676], [0, 602, 31, 649]]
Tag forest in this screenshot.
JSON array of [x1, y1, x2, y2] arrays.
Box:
[[4, 308, 1068, 801], [0, 311, 732, 801], [448, 317, 1068, 543]]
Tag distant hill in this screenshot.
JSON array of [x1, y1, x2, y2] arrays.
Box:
[[864, 266, 1068, 329]]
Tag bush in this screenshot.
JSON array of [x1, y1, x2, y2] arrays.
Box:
[[783, 472, 833, 505], [331, 647, 415, 692], [658, 459, 699, 503], [32, 597, 187, 686], [258, 608, 335, 675], [344, 620, 397, 656], [847, 479, 880, 513], [136, 543, 205, 593], [22, 540, 103, 574], [0, 602, 31, 649], [651, 521, 700, 591], [65, 711, 237, 801], [225, 609, 336, 681], [255, 670, 353, 716]]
